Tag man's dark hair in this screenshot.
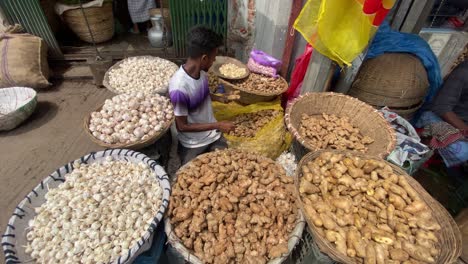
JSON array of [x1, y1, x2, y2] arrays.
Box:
[[187, 26, 223, 58]]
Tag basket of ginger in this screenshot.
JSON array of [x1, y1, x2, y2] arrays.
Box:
[[295, 150, 462, 264], [285, 92, 396, 158]]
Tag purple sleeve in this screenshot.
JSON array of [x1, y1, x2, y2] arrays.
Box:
[[169, 90, 189, 116]]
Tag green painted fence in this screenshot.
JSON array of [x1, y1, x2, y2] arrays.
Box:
[[169, 0, 227, 57], [0, 0, 63, 58]]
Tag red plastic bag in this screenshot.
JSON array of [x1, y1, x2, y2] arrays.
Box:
[[282, 44, 313, 107]]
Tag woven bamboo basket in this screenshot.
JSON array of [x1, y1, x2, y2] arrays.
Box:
[[294, 150, 462, 264], [285, 92, 396, 158], [211, 56, 250, 80], [62, 2, 114, 43], [83, 103, 174, 150], [2, 149, 172, 264], [102, 56, 178, 95], [219, 75, 288, 105], [164, 149, 306, 264], [349, 53, 429, 116]]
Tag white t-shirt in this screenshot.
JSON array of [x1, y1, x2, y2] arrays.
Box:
[[168, 66, 221, 148]]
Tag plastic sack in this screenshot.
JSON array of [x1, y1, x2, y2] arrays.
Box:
[[212, 99, 292, 159], [250, 49, 282, 68], [247, 49, 282, 78], [294, 0, 396, 66]]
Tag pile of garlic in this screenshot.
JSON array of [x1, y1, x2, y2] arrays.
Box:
[[219, 63, 247, 78], [108, 56, 178, 94], [25, 157, 163, 263], [276, 152, 297, 177], [88, 92, 173, 145]]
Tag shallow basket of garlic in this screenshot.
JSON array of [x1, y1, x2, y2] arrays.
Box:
[[84, 92, 174, 150], [103, 56, 178, 95], [2, 149, 171, 264]]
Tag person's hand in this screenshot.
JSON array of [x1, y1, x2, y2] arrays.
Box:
[[217, 121, 236, 133]]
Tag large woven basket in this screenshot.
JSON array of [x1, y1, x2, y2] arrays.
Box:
[[83, 103, 174, 150], [349, 53, 429, 108], [294, 150, 462, 264], [165, 150, 306, 264], [0, 87, 37, 131], [285, 92, 396, 158], [2, 149, 171, 264], [63, 2, 114, 43], [219, 74, 288, 105]]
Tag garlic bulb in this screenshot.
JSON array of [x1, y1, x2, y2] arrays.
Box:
[[108, 56, 178, 94], [276, 152, 297, 177], [88, 93, 174, 145], [26, 158, 163, 263]]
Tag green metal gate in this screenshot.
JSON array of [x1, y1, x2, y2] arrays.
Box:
[[0, 0, 63, 58], [169, 0, 227, 57]]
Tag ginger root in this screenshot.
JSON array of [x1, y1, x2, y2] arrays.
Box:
[[299, 152, 441, 264], [170, 149, 297, 263]]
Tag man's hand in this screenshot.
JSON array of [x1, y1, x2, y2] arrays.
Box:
[[217, 121, 236, 133]]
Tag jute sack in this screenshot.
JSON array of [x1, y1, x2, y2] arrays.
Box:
[[0, 34, 50, 89]]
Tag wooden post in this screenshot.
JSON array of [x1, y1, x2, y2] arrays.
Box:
[[280, 0, 303, 78]]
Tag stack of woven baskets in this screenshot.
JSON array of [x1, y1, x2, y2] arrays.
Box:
[[348, 53, 429, 119]]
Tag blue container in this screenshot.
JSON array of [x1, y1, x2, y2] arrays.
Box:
[[134, 223, 166, 264]]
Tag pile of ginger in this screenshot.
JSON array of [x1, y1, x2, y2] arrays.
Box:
[[299, 113, 374, 152], [169, 150, 298, 264], [299, 152, 441, 264], [228, 110, 281, 137]]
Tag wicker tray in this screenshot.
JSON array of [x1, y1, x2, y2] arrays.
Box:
[[165, 150, 306, 264], [2, 149, 171, 264], [294, 150, 462, 264], [219, 75, 288, 105], [211, 56, 250, 80], [285, 92, 396, 158], [102, 56, 178, 95], [83, 103, 174, 150], [0, 87, 37, 131]]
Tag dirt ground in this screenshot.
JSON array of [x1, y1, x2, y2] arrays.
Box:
[[0, 81, 113, 232], [0, 81, 181, 263]]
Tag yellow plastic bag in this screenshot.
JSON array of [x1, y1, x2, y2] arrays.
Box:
[[294, 0, 394, 66], [212, 99, 292, 159]]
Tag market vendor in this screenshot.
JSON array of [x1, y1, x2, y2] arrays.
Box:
[[127, 0, 155, 33], [169, 26, 236, 165], [416, 59, 468, 167]]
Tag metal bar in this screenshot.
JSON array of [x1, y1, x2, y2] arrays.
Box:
[[280, 0, 302, 78], [401, 0, 434, 33]]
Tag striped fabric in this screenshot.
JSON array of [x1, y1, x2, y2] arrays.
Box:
[[127, 0, 155, 23]]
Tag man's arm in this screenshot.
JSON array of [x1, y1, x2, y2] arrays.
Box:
[[431, 61, 468, 130], [175, 116, 235, 133], [441, 112, 468, 130]]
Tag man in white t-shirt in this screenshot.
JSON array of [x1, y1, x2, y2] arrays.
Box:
[[169, 26, 235, 165]]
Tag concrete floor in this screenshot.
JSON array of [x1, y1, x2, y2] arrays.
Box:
[[0, 81, 114, 236]]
